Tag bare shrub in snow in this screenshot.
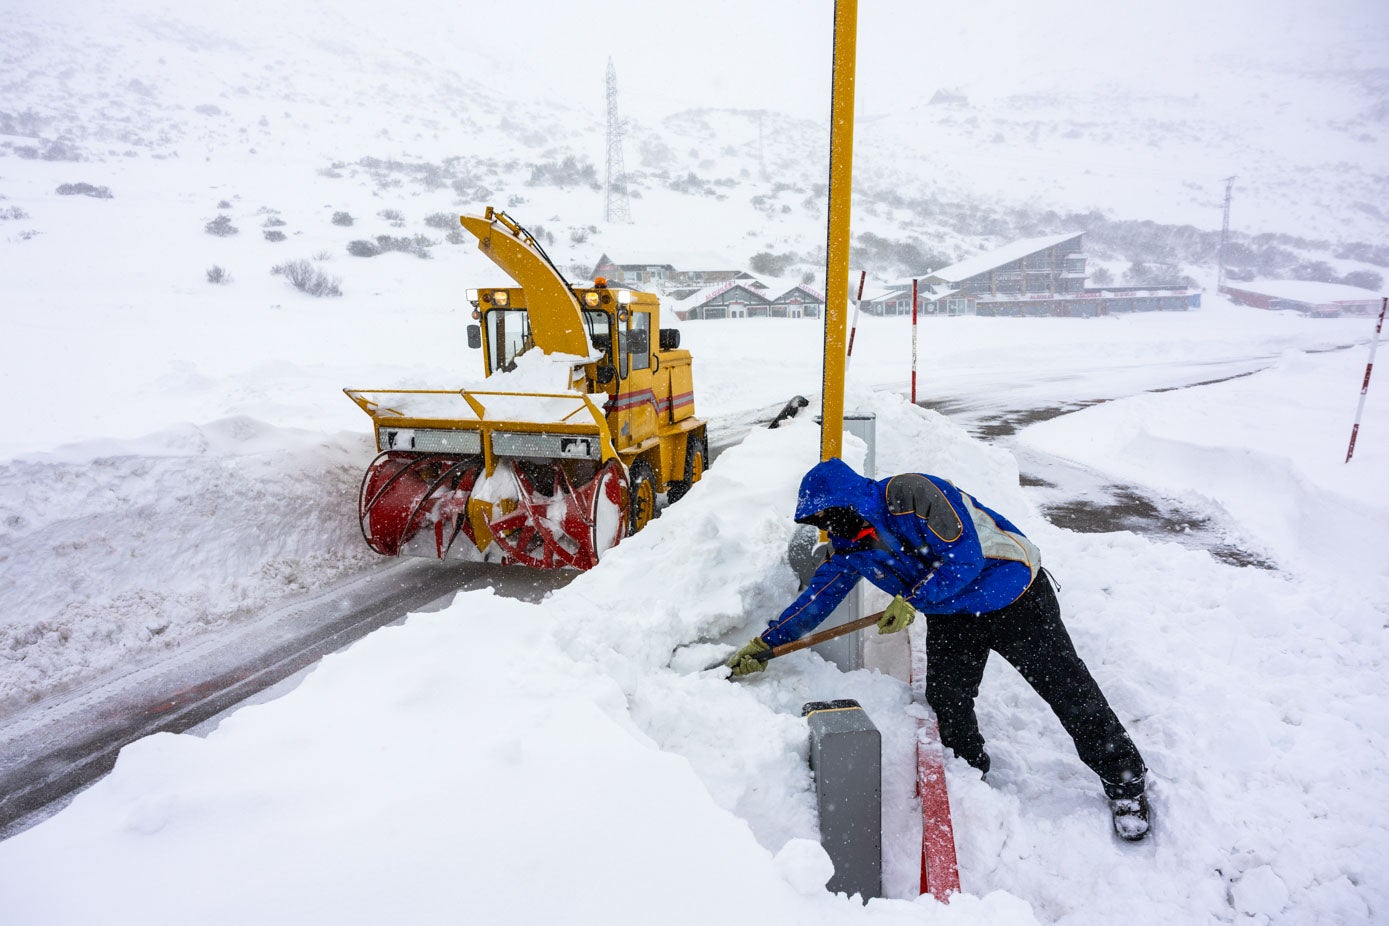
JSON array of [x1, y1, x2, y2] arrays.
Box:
[[347, 239, 382, 257], [272, 260, 341, 297], [0, 206, 30, 220], [749, 251, 797, 277], [206, 265, 231, 284], [55, 183, 113, 199], [1335, 242, 1389, 267], [40, 139, 82, 161], [263, 229, 287, 242], [262, 216, 286, 227], [313, 250, 334, 261], [424, 212, 457, 230], [217, 199, 232, 209], [849, 232, 947, 280], [1341, 270, 1384, 291], [378, 208, 405, 227], [451, 177, 493, 201], [527, 156, 600, 190], [668, 172, 710, 196], [205, 215, 238, 237], [374, 234, 435, 259], [331, 211, 354, 226]]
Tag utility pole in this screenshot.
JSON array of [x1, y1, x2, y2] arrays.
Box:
[[604, 58, 632, 225], [758, 112, 767, 180], [821, 0, 858, 464], [1217, 176, 1235, 293]]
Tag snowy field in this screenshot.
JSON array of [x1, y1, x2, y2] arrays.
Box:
[[1, 296, 1386, 924], [3, 0, 1389, 922]]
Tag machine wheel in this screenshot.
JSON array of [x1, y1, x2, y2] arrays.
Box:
[[627, 459, 657, 536], [664, 434, 707, 504]]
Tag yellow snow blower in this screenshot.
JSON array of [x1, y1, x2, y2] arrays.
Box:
[[344, 207, 707, 569]]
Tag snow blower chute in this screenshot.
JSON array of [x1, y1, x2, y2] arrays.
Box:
[[344, 207, 707, 570]]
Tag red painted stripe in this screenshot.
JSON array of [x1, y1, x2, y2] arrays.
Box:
[[610, 389, 657, 411], [916, 715, 961, 900], [909, 628, 961, 901], [611, 389, 694, 414], [654, 392, 695, 413]]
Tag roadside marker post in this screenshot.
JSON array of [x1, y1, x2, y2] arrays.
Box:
[[846, 270, 867, 368], [910, 278, 920, 404], [1346, 296, 1386, 463]]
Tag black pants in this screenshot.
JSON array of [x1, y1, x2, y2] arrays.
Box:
[[924, 576, 1147, 800]]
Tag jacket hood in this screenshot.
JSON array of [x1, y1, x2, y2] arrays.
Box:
[[794, 458, 882, 526]]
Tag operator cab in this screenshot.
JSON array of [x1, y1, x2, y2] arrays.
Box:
[[466, 282, 641, 390]]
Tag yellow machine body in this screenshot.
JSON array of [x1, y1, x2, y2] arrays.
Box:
[[344, 207, 706, 568]]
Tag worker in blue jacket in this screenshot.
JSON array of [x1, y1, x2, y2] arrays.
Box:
[[726, 457, 1151, 839]]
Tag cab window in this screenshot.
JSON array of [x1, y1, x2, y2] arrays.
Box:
[[583, 309, 613, 359], [628, 311, 650, 372], [486, 309, 532, 373]]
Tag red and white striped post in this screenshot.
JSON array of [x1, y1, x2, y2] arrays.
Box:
[[846, 270, 867, 363], [1346, 296, 1387, 463], [910, 279, 920, 404]]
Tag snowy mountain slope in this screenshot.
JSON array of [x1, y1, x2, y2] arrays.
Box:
[[3, 0, 1386, 284]]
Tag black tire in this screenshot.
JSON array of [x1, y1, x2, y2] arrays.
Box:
[[627, 459, 657, 536], [665, 434, 707, 504]]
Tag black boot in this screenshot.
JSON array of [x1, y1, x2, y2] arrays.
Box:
[[951, 747, 990, 778], [1110, 793, 1151, 841]]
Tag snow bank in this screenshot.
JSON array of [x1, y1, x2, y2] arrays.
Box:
[[0, 402, 1041, 926], [4, 365, 1388, 923], [1016, 347, 1389, 583], [0, 418, 375, 713]]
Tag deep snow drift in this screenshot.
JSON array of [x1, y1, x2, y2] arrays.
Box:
[[1, 310, 1386, 924]]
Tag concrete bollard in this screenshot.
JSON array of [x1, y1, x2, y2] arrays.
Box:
[[803, 699, 882, 900]]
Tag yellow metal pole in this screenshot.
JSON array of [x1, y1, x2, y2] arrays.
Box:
[[821, 0, 857, 463]]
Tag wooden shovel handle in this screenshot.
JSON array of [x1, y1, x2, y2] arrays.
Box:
[[757, 609, 887, 661]]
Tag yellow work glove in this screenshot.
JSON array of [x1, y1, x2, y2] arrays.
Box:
[[726, 637, 772, 677], [877, 595, 917, 634]]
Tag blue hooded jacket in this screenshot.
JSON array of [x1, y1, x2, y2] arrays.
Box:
[[761, 458, 1042, 647]]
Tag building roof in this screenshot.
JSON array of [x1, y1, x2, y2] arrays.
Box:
[[928, 232, 1084, 283], [771, 283, 824, 302], [669, 280, 772, 313], [860, 287, 910, 303], [595, 250, 736, 272], [1225, 279, 1386, 304]]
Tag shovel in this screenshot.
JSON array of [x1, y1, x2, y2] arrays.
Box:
[[706, 608, 887, 676]]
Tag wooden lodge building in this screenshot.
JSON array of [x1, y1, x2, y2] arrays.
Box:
[[592, 231, 1198, 322], [591, 252, 745, 291], [864, 232, 1198, 318], [668, 280, 825, 320]]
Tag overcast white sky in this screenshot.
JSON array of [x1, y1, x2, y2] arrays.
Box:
[[465, 0, 1389, 120], [56, 0, 1381, 123]]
